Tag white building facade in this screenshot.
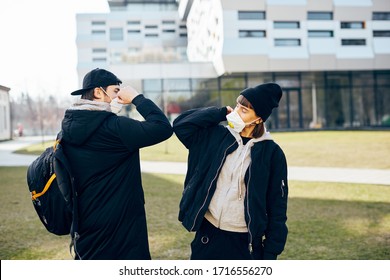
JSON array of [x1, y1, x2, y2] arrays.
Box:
[[0, 85, 11, 140], [75, 0, 390, 129]]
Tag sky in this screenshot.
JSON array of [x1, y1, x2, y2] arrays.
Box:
[[0, 0, 109, 100]]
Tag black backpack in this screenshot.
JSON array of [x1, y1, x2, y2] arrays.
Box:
[[27, 132, 79, 245]]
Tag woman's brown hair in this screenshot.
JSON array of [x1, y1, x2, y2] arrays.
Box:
[[236, 95, 265, 138]]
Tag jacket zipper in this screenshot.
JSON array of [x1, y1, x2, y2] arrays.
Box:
[[190, 140, 237, 231], [246, 162, 253, 254], [281, 179, 285, 197], [238, 143, 251, 200]]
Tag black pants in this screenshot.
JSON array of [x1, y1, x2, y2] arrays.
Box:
[[190, 219, 263, 260]]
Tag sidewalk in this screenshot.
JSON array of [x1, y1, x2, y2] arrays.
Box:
[[140, 161, 390, 186], [0, 135, 56, 167], [1, 136, 389, 185]]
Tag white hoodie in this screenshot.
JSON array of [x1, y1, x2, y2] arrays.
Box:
[[204, 126, 273, 232]]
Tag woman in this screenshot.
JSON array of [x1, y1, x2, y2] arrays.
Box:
[[173, 83, 288, 260]]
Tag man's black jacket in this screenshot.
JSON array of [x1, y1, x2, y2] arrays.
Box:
[[61, 95, 172, 259]]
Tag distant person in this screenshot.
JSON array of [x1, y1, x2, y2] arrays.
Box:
[[173, 83, 288, 260], [61, 68, 173, 259], [17, 123, 23, 137]]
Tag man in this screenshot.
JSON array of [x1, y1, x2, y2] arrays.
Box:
[[61, 68, 173, 259]]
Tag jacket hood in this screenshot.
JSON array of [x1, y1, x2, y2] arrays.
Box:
[[61, 109, 113, 145]]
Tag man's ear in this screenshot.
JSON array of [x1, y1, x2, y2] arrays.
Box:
[[93, 87, 103, 100]]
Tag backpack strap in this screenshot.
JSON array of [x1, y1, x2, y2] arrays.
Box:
[[31, 136, 61, 201], [31, 174, 57, 200]]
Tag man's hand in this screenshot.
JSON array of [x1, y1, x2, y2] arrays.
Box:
[[117, 85, 140, 104]]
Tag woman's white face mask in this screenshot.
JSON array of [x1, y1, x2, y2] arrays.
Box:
[[226, 111, 246, 133], [226, 111, 260, 133], [100, 87, 123, 114]]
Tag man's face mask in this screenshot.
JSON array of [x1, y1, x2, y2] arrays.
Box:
[[100, 87, 123, 114]]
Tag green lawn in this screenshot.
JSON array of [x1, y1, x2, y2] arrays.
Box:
[[5, 130, 390, 259], [140, 130, 390, 169], [0, 167, 389, 260], [16, 131, 390, 169]]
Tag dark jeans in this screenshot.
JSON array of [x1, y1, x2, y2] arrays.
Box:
[[190, 218, 263, 260]]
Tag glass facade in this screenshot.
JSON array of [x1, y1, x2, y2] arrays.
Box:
[[141, 70, 390, 129]]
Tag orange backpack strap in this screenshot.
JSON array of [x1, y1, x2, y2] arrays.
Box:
[[31, 173, 57, 200]]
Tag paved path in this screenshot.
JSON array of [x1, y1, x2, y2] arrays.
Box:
[[1, 136, 389, 185], [140, 161, 390, 186], [0, 135, 56, 166]]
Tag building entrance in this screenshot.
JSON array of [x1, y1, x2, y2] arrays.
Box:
[[273, 88, 303, 129]]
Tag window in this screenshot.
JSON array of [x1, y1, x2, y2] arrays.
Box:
[[92, 21, 105, 25], [274, 21, 300, 29], [128, 30, 141, 34], [341, 22, 365, 29], [92, 30, 105, 35], [275, 39, 301, 46], [239, 30, 266, 38], [144, 79, 162, 92], [179, 33, 187, 37], [341, 39, 366, 46], [372, 12, 390, 20], [163, 29, 175, 33], [127, 20, 141, 25], [308, 30, 334, 38], [110, 28, 123, 41], [165, 79, 190, 91], [373, 30, 390, 37], [145, 34, 159, 37], [92, 58, 107, 62], [162, 20, 175, 24], [238, 11, 266, 20], [307, 12, 333, 20], [92, 48, 106, 53], [145, 25, 158, 29]]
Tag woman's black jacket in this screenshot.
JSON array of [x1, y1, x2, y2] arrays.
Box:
[[173, 106, 288, 260]]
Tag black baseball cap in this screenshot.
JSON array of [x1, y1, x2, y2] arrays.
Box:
[[71, 68, 122, 95]]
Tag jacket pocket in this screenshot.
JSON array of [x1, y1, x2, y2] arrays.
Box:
[[179, 169, 200, 213]]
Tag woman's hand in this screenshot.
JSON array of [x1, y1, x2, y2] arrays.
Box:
[[226, 106, 234, 114]]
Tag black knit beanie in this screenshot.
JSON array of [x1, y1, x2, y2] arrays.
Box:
[[240, 83, 282, 121]]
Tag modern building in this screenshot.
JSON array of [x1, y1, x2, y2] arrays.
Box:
[[0, 85, 11, 140], [75, 0, 390, 129]]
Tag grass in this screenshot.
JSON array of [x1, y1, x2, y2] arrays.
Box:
[[5, 130, 390, 259], [16, 131, 390, 169], [272, 131, 390, 170], [0, 167, 70, 259], [0, 167, 389, 260], [143, 130, 390, 169]]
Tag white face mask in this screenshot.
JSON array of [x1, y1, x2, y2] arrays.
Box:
[[226, 111, 261, 133], [109, 98, 123, 114], [226, 111, 246, 133], [100, 87, 123, 114]]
